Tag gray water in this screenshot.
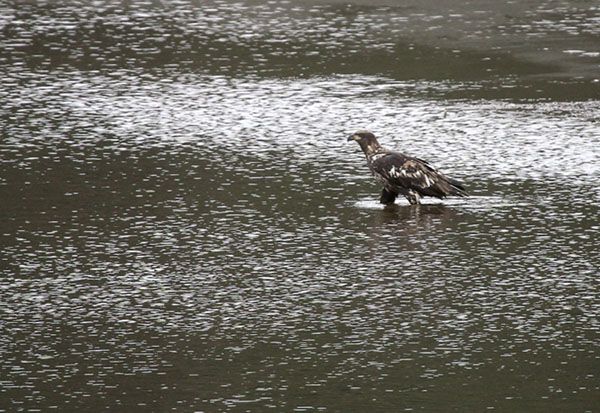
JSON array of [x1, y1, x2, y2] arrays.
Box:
[[1, 0, 599, 411]]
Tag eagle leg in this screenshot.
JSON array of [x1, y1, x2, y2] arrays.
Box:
[[405, 190, 421, 205], [380, 188, 398, 205]]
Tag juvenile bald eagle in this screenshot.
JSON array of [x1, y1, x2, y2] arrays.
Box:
[[348, 130, 467, 205]]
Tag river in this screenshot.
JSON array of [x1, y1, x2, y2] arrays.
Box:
[[0, 0, 599, 411]]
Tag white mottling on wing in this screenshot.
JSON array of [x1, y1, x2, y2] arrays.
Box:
[[424, 175, 433, 187]]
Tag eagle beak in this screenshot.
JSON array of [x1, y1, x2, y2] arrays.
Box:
[[347, 134, 359, 142]]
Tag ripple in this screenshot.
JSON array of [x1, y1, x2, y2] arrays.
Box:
[[353, 195, 532, 210], [1, 1, 599, 412]]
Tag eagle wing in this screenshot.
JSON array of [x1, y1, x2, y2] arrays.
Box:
[[371, 152, 467, 198]]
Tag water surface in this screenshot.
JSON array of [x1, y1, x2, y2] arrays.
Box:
[[1, 0, 599, 411]]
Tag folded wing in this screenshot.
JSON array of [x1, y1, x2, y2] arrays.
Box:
[[371, 152, 467, 199]]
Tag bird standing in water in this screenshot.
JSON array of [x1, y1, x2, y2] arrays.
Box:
[[348, 130, 467, 205]]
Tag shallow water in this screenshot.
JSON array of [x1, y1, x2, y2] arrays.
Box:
[[1, 0, 599, 412]]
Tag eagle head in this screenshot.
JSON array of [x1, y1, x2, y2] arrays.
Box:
[[348, 130, 381, 155]]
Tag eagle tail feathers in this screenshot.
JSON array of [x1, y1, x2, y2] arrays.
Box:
[[448, 178, 468, 197]]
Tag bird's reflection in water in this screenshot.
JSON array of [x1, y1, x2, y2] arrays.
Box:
[[377, 203, 455, 225], [365, 203, 459, 258]]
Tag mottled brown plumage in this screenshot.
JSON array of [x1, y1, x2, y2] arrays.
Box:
[[348, 130, 467, 205]]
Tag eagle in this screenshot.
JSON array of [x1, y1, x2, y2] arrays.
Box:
[[348, 130, 467, 205]]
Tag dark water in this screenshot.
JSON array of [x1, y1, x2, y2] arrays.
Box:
[[1, 0, 599, 411]]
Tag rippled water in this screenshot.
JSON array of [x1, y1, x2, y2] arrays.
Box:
[[1, 0, 599, 412]]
